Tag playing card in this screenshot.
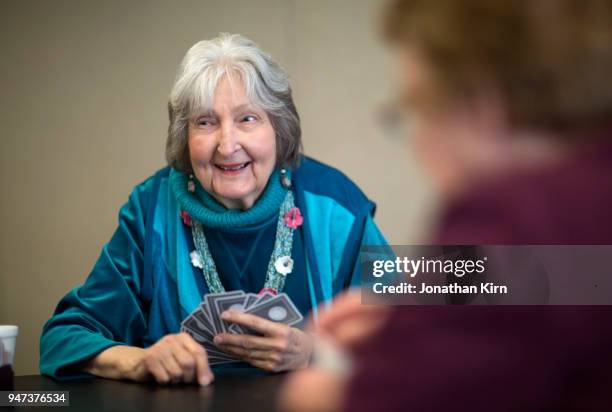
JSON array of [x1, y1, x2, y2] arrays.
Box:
[[254, 291, 274, 306], [205, 291, 244, 334], [247, 293, 303, 325], [181, 326, 221, 354], [181, 314, 212, 340], [199, 300, 212, 320], [205, 346, 238, 361], [208, 354, 241, 365], [215, 294, 249, 333], [207, 348, 239, 363], [193, 303, 215, 336], [244, 293, 260, 309], [242, 293, 303, 333], [229, 291, 276, 334], [188, 329, 216, 353]]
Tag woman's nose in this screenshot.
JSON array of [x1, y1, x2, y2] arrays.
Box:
[[217, 123, 241, 156]]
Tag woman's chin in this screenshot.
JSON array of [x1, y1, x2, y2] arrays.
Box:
[[213, 189, 257, 209]]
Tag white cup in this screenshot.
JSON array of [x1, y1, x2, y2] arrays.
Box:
[[0, 326, 18, 367]]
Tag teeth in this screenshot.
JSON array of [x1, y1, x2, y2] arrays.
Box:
[[219, 163, 248, 171]]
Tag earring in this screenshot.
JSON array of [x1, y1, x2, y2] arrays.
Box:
[[188, 174, 196, 193], [280, 168, 292, 189]]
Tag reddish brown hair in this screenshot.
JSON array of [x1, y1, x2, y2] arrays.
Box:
[[384, 0, 612, 133]]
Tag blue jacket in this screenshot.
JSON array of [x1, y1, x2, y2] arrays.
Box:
[[40, 157, 387, 379]]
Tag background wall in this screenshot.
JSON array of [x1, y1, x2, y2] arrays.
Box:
[[0, 0, 434, 375]]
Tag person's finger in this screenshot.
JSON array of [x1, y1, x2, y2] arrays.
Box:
[[145, 356, 170, 385], [216, 344, 280, 362], [159, 350, 184, 384], [220, 311, 287, 337], [328, 315, 390, 348], [213, 332, 287, 352], [171, 345, 196, 383], [178, 333, 214, 386], [248, 358, 279, 372], [315, 291, 390, 335]]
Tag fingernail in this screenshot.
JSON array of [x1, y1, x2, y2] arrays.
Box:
[[221, 311, 231, 320], [213, 335, 223, 344], [199, 373, 213, 386]]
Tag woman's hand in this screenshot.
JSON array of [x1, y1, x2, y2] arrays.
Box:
[[213, 311, 313, 372], [312, 289, 391, 352], [85, 333, 214, 386]]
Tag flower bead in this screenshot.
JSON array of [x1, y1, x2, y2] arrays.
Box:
[[284, 207, 303, 229], [180, 211, 192, 227], [190, 250, 204, 269], [274, 256, 294, 276], [259, 287, 278, 296]]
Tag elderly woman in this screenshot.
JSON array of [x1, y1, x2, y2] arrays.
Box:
[[39, 33, 386, 386]]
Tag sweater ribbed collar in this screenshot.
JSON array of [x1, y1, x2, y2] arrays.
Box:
[[169, 168, 289, 229]]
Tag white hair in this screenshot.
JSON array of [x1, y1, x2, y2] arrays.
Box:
[[166, 33, 302, 173]]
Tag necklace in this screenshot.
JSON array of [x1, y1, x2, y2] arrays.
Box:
[[191, 190, 297, 294]]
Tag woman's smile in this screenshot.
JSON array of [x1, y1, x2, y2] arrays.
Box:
[[214, 161, 252, 175]]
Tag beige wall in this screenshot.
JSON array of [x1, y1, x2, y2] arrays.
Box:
[[0, 0, 434, 375]]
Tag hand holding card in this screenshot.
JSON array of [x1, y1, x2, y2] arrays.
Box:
[[180, 291, 310, 371], [212, 297, 313, 372]]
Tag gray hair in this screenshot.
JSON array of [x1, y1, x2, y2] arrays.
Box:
[[166, 33, 302, 174]]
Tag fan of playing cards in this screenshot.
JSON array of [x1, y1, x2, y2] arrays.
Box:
[[180, 291, 304, 365]]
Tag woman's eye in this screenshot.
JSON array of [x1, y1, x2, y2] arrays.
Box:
[[196, 118, 215, 127], [242, 115, 258, 122]]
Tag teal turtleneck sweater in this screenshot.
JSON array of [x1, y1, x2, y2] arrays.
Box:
[[169, 169, 289, 228]]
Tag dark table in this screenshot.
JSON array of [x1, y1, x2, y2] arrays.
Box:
[[11, 373, 286, 411]]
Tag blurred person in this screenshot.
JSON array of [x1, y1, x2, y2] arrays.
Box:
[[279, 0, 612, 411], [39, 33, 387, 386]]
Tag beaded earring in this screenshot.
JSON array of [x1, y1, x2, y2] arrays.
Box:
[[187, 174, 196, 193], [280, 168, 292, 189]]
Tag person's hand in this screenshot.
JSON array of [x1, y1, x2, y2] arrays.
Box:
[[312, 289, 391, 351], [278, 366, 347, 412], [88, 333, 214, 386], [133, 332, 214, 385], [213, 311, 313, 372]]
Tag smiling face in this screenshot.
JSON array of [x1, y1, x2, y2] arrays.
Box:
[[188, 75, 277, 210]]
